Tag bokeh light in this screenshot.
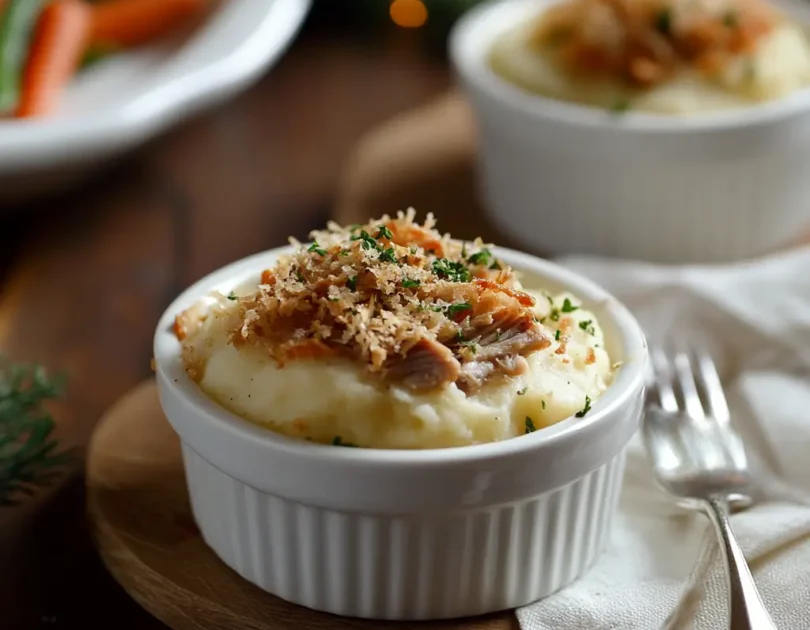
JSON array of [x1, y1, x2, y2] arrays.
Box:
[[389, 0, 428, 28]]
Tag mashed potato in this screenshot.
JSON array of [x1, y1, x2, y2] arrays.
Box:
[[175, 212, 614, 449], [490, 0, 810, 115], [183, 290, 611, 449]]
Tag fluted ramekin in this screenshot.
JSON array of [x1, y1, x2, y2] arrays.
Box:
[[450, 0, 810, 264], [153, 246, 647, 620]]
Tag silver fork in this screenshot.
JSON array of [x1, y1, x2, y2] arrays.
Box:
[[643, 344, 777, 630]]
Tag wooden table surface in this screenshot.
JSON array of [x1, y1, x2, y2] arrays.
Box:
[[0, 14, 451, 629]]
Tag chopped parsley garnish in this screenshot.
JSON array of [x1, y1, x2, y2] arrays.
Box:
[[375, 225, 393, 240], [575, 395, 592, 418], [327, 296, 339, 302], [432, 258, 471, 282], [549, 309, 560, 322], [308, 241, 327, 257], [655, 8, 672, 34], [347, 276, 358, 291], [227, 291, 238, 301], [489, 260, 502, 270], [332, 436, 358, 447], [429, 304, 445, 313], [495, 329, 502, 341], [724, 10, 738, 27], [467, 248, 493, 266], [351, 230, 378, 251], [339, 248, 351, 256], [525, 416, 537, 434], [555, 329, 561, 341], [378, 247, 397, 263], [455, 329, 466, 342], [295, 272, 306, 283], [517, 387, 527, 396], [561, 298, 579, 313], [579, 319, 595, 335], [541, 400, 546, 409], [445, 302, 472, 318], [402, 278, 421, 288]]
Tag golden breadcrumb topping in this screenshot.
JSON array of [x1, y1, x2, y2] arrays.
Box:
[[178, 210, 552, 394]]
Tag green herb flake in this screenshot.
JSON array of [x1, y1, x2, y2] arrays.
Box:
[[432, 258, 471, 282], [347, 276, 358, 291], [555, 329, 561, 341], [339, 248, 351, 256], [227, 291, 238, 301], [549, 309, 560, 322], [308, 241, 327, 256], [467, 248, 493, 266], [402, 278, 421, 288], [445, 302, 472, 318], [561, 298, 579, 313], [579, 319, 595, 335], [351, 230, 378, 251], [378, 247, 397, 263], [575, 395, 592, 418], [375, 225, 393, 240], [541, 400, 546, 409], [525, 416, 537, 434], [489, 260, 502, 270]]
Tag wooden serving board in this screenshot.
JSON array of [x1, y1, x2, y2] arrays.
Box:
[[86, 380, 518, 630]]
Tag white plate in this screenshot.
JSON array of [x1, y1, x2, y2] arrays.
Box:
[[0, 0, 311, 200]]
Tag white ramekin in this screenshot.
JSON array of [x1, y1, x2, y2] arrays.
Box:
[[153, 246, 647, 620], [450, 0, 810, 264]]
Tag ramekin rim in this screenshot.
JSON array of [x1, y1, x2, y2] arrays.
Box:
[[449, 0, 810, 134], [153, 244, 647, 469]]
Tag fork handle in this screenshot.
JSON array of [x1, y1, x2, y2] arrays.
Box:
[[704, 496, 778, 630]]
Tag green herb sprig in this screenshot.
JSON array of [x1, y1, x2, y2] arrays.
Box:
[[0, 358, 74, 506]]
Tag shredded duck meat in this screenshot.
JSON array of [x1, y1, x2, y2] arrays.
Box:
[[209, 209, 551, 394], [531, 0, 779, 87]]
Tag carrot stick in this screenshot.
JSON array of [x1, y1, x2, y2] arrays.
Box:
[[89, 0, 210, 49], [15, 0, 90, 118]]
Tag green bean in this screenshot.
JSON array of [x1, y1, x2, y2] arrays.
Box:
[[0, 0, 49, 113]]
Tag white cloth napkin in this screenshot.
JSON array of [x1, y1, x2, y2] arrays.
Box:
[[517, 247, 810, 630]]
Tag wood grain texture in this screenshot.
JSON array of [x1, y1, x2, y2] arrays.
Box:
[[86, 381, 518, 630]]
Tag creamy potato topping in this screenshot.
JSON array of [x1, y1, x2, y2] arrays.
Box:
[[175, 211, 615, 449]]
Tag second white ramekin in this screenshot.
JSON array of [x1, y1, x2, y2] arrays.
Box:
[[450, 0, 810, 264], [153, 246, 647, 620]]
